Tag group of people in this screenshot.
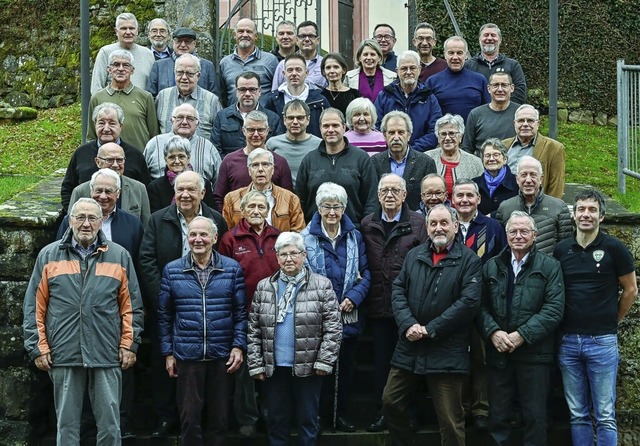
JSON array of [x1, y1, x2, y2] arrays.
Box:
[[21, 11, 636, 446]]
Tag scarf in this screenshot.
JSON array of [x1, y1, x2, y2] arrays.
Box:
[[358, 68, 383, 102], [484, 166, 507, 198], [277, 267, 306, 323]]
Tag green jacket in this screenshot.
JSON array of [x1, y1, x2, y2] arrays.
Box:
[[479, 247, 565, 367]]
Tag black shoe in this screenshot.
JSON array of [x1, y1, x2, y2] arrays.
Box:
[[335, 416, 356, 433], [151, 420, 176, 438], [473, 415, 488, 431], [121, 428, 136, 440], [366, 415, 387, 432]]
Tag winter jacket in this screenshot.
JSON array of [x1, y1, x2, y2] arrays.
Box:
[[247, 269, 342, 377], [157, 251, 247, 361], [391, 240, 482, 374], [301, 213, 371, 338], [262, 88, 330, 138], [374, 82, 443, 152], [222, 184, 305, 232], [495, 192, 572, 255], [361, 204, 427, 319], [479, 247, 564, 366], [23, 229, 144, 366]]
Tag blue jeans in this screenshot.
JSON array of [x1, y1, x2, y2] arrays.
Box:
[[558, 333, 619, 446]]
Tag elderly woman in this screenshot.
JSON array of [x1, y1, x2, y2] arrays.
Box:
[[218, 190, 280, 437], [426, 113, 484, 197], [301, 182, 370, 432], [146, 135, 216, 213], [472, 138, 519, 217], [248, 232, 342, 446], [344, 98, 387, 156], [321, 53, 361, 114], [344, 39, 396, 102]]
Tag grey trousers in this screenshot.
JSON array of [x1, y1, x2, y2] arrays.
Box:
[[49, 366, 122, 446]]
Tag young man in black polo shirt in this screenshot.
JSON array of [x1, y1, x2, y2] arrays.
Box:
[[553, 188, 637, 446]]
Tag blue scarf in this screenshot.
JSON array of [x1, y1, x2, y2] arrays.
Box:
[[484, 166, 507, 198]]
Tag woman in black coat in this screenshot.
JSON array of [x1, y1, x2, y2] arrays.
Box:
[[472, 138, 518, 217]]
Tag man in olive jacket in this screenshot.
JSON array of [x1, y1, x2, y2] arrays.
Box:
[[383, 204, 482, 446], [479, 211, 564, 446]]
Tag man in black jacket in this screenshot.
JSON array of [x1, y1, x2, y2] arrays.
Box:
[[383, 204, 482, 446], [139, 170, 227, 437], [479, 211, 564, 445]]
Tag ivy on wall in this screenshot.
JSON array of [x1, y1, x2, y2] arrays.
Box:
[[416, 0, 640, 115]]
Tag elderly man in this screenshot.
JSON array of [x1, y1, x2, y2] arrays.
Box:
[[222, 148, 305, 232], [147, 18, 173, 60], [413, 23, 447, 83], [271, 21, 327, 91], [147, 27, 220, 97], [211, 71, 285, 158], [360, 173, 427, 432], [220, 18, 279, 106], [462, 72, 519, 155], [144, 103, 221, 183], [155, 53, 222, 140], [496, 156, 572, 254], [375, 50, 443, 152], [466, 23, 528, 105], [62, 102, 151, 211], [426, 36, 490, 122], [88, 50, 159, 151], [158, 216, 246, 446], [480, 211, 564, 445], [371, 110, 436, 210], [383, 204, 482, 446], [271, 20, 298, 61], [69, 142, 151, 226], [296, 108, 378, 228], [373, 24, 399, 71], [264, 54, 330, 138], [23, 197, 143, 446], [213, 110, 293, 210], [554, 189, 638, 445], [266, 99, 322, 185], [140, 170, 228, 438], [418, 173, 450, 214], [91, 13, 155, 94], [504, 104, 566, 199]]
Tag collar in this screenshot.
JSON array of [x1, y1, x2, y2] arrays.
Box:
[[179, 87, 198, 101], [97, 137, 122, 148], [106, 83, 135, 95], [177, 205, 203, 220], [515, 133, 538, 148], [233, 45, 259, 59], [387, 148, 409, 164], [190, 252, 214, 268], [382, 208, 402, 222], [511, 251, 530, 267], [71, 236, 98, 253], [321, 222, 341, 242]]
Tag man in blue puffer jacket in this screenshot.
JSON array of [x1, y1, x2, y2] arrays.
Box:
[[158, 216, 247, 446]]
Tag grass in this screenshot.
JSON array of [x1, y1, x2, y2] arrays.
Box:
[[0, 103, 639, 211]]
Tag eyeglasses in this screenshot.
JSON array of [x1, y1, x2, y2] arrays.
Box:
[[320, 204, 345, 212], [374, 34, 395, 41], [249, 161, 273, 169], [483, 152, 504, 160], [414, 35, 435, 43], [507, 229, 533, 237], [110, 62, 132, 69], [438, 131, 459, 139], [398, 65, 419, 73], [515, 118, 539, 125], [97, 156, 126, 165], [489, 83, 512, 90], [173, 115, 198, 122], [378, 187, 404, 196], [167, 154, 188, 161], [421, 191, 446, 198], [297, 34, 318, 40], [72, 214, 100, 223], [278, 251, 304, 260], [92, 187, 119, 195], [175, 70, 199, 79], [285, 114, 309, 122], [244, 127, 269, 135], [237, 87, 260, 94]]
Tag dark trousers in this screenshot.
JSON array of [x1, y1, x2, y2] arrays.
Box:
[[383, 367, 466, 446], [263, 366, 323, 446], [148, 312, 178, 424], [487, 362, 550, 446], [466, 327, 488, 417], [176, 359, 232, 446], [370, 317, 399, 406], [321, 336, 358, 420]]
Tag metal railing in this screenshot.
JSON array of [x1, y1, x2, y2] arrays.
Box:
[[617, 59, 640, 193]]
